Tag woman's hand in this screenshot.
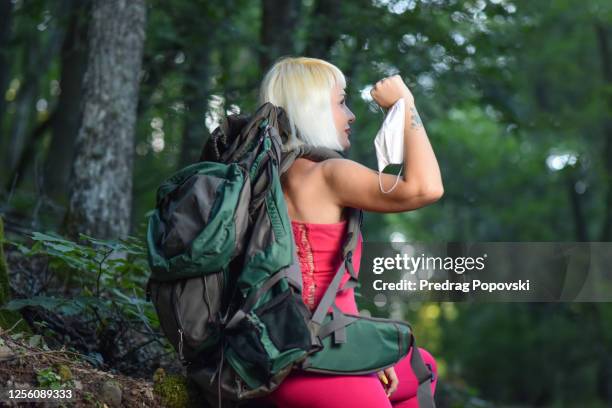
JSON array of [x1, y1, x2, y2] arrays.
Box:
[[377, 366, 399, 398], [370, 74, 414, 109]]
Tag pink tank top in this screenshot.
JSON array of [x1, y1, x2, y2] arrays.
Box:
[[290, 219, 363, 315]]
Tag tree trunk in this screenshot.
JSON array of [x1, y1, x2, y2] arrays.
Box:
[[0, 0, 13, 135], [304, 0, 341, 60], [565, 169, 588, 241], [1, 0, 69, 190], [595, 23, 612, 242], [4, 2, 90, 194], [178, 47, 212, 168], [594, 22, 612, 405], [43, 1, 90, 203], [259, 0, 301, 73], [4, 112, 55, 193], [63, 0, 146, 240], [3, 58, 38, 175]]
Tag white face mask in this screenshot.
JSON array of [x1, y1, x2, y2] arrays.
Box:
[[373, 98, 405, 193]]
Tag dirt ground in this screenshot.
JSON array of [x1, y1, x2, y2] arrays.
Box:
[[0, 330, 164, 407]]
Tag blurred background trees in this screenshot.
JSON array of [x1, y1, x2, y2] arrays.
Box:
[[0, 0, 611, 406]]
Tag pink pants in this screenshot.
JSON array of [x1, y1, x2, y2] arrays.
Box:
[[262, 347, 438, 408]]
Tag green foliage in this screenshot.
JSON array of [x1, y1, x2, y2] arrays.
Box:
[[36, 366, 74, 389], [1, 231, 163, 369], [438, 302, 612, 406], [2, 0, 612, 406], [7, 231, 151, 300], [36, 367, 62, 388], [4, 294, 106, 316], [23, 232, 150, 292], [3, 231, 153, 317]]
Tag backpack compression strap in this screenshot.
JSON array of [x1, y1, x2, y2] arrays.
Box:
[[410, 336, 437, 408], [309, 206, 362, 339], [279, 145, 344, 175]]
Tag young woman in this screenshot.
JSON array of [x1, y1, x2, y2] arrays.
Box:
[[258, 56, 443, 408]]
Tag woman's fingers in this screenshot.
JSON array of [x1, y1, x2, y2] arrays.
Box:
[[371, 75, 408, 109], [384, 367, 399, 397], [378, 367, 400, 398]]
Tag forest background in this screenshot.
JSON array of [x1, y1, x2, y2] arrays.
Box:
[[0, 0, 611, 407]]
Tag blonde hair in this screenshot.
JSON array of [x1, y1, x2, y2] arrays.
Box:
[[258, 56, 346, 151]]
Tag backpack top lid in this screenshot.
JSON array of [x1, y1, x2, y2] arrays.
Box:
[[199, 102, 293, 164], [199, 102, 349, 168]]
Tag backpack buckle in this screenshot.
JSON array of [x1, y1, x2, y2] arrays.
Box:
[[426, 363, 435, 382]]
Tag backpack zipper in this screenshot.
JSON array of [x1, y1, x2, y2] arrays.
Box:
[[301, 360, 399, 375], [173, 286, 202, 349], [343, 313, 413, 328], [178, 328, 185, 361], [173, 274, 224, 350]]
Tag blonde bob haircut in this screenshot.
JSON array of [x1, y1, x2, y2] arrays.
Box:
[[258, 56, 346, 152]]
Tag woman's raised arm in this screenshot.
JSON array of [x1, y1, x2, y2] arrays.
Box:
[[321, 75, 444, 213]]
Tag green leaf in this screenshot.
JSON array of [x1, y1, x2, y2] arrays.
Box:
[[3, 239, 32, 255], [30, 232, 75, 245], [28, 334, 42, 348], [44, 243, 75, 253]]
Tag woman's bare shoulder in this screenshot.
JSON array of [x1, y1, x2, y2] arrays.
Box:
[[281, 158, 344, 222]]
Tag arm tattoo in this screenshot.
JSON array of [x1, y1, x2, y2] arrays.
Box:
[[410, 106, 423, 129]]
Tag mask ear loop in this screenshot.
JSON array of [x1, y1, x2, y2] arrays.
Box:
[[379, 164, 404, 194], [375, 104, 403, 194]]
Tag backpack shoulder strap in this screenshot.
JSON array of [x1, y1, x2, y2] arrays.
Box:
[[310, 207, 362, 326], [279, 145, 345, 175]]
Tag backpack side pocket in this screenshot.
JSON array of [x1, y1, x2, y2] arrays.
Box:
[[148, 270, 225, 362], [301, 314, 412, 375]]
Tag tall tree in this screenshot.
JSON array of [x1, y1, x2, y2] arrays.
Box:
[[2, 0, 68, 187], [174, 2, 217, 168], [43, 1, 90, 202], [0, 0, 74, 190], [63, 0, 146, 239], [303, 0, 341, 59], [178, 46, 212, 167], [6, 1, 90, 196], [594, 20, 612, 403], [0, 0, 13, 134], [259, 0, 301, 73], [595, 22, 612, 241]]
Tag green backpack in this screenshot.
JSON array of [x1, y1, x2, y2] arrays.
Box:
[[145, 102, 435, 407]]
